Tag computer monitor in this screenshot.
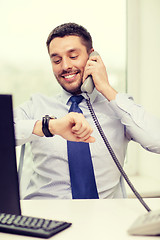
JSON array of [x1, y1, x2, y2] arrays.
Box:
[[0, 94, 21, 215]]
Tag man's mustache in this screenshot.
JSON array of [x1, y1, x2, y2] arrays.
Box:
[[59, 69, 81, 77]]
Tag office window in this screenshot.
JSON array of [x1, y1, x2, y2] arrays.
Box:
[[0, 0, 126, 107]]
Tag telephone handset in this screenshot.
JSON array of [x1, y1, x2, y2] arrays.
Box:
[[81, 51, 99, 94], [81, 50, 160, 236]]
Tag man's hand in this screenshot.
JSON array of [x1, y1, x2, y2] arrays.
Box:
[[33, 112, 95, 143], [83, 54, 117, 101], [49, 112, 95, 143]]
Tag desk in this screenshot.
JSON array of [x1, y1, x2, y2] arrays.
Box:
[[0, 198, 160, 240]]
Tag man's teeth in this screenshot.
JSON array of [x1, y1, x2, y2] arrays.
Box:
[[64, 74, 76, 79]]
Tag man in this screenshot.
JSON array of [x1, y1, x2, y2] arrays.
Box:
[[14, 22, 160, 199]]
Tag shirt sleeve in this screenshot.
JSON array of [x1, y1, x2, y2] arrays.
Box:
[[14, 99, 40, 146], [109, 93, 160, 153]]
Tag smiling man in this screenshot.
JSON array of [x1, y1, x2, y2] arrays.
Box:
[[14, 22, 160, 199], [49, 35, 88, 95]]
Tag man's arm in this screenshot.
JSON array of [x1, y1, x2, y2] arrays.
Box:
[[33, 112, 95, 143], [109, 93, 160, 153], [83, 54, 160, 153]]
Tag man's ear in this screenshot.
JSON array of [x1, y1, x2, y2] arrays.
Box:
[[89, 48, 94, 55]]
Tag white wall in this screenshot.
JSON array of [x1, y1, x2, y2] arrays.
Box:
[[138, 0, 160, 181], [125, 0, 141, 176], [127, 0, 160, 181]]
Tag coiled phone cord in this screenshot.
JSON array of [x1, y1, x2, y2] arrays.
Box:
[[85, 94, 151, 212]]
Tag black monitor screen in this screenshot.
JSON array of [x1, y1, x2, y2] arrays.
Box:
[[0, 95, 21, 215]]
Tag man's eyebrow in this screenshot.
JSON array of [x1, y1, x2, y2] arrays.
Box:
[[50, 53, 59, 58], [68, 48, 80, 53], [50, 49, 80, 58]]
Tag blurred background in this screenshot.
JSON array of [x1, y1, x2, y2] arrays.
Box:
[[0, 0, 126, 106], [0, 0, 160, 197]]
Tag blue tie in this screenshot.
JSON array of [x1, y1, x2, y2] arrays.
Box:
[[67, 95, 99, 199]]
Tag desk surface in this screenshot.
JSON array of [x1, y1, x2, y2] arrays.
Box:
[[0, 198, 160, 240]]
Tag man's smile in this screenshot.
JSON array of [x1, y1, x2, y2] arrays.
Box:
[[61, 71, 80, 82]]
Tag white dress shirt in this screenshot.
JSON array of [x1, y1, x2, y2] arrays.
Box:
[[14, 89, 160, 199]]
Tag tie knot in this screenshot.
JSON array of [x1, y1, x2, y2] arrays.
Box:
[[69, 95, 84, 105], [68, 95, 84, 113]]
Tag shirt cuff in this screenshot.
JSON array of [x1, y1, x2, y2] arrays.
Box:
[[109, 92, 148, 127], [109, 93, 135, 117]]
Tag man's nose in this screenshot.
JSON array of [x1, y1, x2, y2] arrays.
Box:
[[62, 57, 72, 71]]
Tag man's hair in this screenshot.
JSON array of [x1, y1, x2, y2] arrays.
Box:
[[46, 22, 93, 53]]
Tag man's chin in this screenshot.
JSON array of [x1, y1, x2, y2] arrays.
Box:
[[55, 74, 83, 95], [62, 85, 82, 95]]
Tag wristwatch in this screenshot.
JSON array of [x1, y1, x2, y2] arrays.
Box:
[[42, 115, 57, 137]]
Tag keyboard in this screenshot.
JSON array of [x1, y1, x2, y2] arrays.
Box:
[[0, 212, 72, 238]]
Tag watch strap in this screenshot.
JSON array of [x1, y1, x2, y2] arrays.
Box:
[[42, 115, 56, 137]]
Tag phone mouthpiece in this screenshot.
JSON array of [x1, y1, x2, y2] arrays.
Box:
[[81, 75, 95, 94], [81, 51, 99, 94]]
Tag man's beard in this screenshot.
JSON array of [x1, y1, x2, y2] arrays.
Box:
[[60, 82, 82, 95], [54, 70, 83, 95]]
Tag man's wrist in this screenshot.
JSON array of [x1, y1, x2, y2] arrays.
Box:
[[48, 118, 59, 136], [101, 85, 117, 101], [33, 120, 44, 136]]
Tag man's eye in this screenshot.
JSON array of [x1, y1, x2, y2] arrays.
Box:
[[70, 55, 78, 59], [53, 59, 61, 64]]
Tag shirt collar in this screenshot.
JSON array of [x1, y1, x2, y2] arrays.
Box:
[[60, 88, 98, 106]]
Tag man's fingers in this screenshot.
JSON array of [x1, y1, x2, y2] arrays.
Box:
[[73, 128, 93, 140], [72, 121, 93, 139], [85, 136, 95, 143], [64, 112, 95, 143], [75, 135, 95, 143], [72, 123, 93, 134]]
